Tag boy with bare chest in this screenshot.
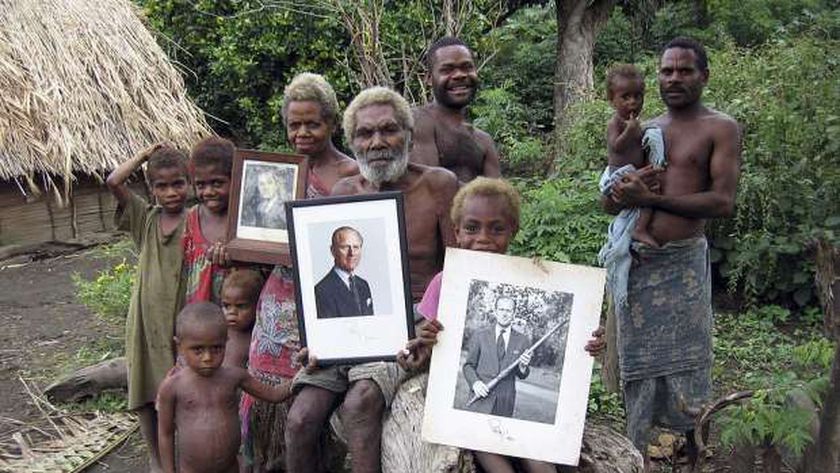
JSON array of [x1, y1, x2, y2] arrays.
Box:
[[157, 302, 291, 473]]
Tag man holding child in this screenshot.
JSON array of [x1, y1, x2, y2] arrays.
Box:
[[603, 37, 741, 467]]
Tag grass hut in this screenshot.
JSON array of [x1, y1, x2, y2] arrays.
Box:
[[0, 0, 212, 246]]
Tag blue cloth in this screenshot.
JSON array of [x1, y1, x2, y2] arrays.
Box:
[[598, 125, 666, 310]]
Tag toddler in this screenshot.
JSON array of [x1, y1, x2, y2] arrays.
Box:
[[157, 302, 292, 473]]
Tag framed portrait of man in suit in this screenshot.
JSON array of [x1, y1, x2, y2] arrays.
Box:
[[226, 149, 307, 265], [286, 192, 414, 365], [422, 248, 605, 466]]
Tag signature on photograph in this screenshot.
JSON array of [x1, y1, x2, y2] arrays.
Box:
[[488, 418, 515, 442]]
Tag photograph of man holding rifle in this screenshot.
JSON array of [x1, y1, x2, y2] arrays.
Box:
[[461, 294, 566, 417]]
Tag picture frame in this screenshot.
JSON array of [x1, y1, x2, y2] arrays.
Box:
[[422, 248, 605, 466], [226, 149, 308, 265], [286, 191, 415, 365]]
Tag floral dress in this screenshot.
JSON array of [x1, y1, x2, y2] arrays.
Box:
[[181, 206, 227, 304]]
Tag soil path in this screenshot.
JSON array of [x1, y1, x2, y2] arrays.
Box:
[[0, 247, 145, 472]]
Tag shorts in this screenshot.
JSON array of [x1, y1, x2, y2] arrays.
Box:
[[292, 361, 403, 408]]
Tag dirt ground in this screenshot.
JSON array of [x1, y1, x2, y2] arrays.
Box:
[[0, 245, 146, 472]]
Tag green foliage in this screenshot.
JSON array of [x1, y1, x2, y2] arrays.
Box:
[[480, 5, 556, 132], [587, 364, 625, 421], [706, 37, 840, 305], [62, 392, 129, 413], [713, 308, 833, 454], [72, 259, 135, 321], [473, 84, 548, 176], [718, 385, 815, 455], [510, 176, 612, 265]]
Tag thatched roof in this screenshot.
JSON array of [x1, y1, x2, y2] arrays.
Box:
[[0, 0, 212, 196]]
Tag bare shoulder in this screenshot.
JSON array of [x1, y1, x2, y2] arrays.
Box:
[[157, 369, 181, 397], [412, 106, 435, 133], [331, 174, 365, 196], [706, 109, 740, 133], [415, 163, 458, 190], [472, 126, 498, 151], [336, 155, 360, 178]]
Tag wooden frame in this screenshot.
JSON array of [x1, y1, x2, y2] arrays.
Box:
[[422, 248, 605, 466], [286, 192, 415, 365], [226, 149, 307, 265]]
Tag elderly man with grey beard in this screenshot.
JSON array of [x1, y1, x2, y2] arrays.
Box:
[[284, 86, 458, 473]]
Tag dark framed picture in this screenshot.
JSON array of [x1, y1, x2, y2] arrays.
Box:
[[422, 248, 605, 466], [286, 192, 415, 365], [226, 149, 308, 265]]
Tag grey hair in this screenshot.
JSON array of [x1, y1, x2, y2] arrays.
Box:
[[281, 72, 340, 125], [342, 86, 414, 145]]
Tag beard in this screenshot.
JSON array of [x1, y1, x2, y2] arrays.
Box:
[[355, 142, 410, 186]]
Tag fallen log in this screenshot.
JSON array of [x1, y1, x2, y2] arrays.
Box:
[[380, 373, 643, 473], [44, 357, 127, 403]]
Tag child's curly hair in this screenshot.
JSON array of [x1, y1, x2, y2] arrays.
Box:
[[222, 268, 265, 304], [189, 136, 235, 176], [450, 177, 521, 231], [145, 145, 188, 182], [605, 63, 644, 100]]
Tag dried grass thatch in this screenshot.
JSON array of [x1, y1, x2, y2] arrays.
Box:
[[0, 376, 138, 473], [0, 0, 212, 199]]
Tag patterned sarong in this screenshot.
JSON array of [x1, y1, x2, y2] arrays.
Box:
[[618, 236, 713, 449]]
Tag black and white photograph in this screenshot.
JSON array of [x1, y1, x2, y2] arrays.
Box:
[[286, 192, 413, 364], [453, 280, 572, 425], [226, 150, 307, 265], [422, 248, 605, 466], [239, 162, 296, 231]]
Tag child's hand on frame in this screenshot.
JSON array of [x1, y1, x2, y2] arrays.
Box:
[[207, 241, 230, 267], [397, 319, 443, 372], [295, 347, 319, 374]]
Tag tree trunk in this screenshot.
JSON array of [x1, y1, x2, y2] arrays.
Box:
[[380, 373, 644, 472], [44, 357, 127, 403], [807, 240, 840, 473], [728, 442, 756, 473], [762, 445, 783, 473], [552, 0, 615, 169]]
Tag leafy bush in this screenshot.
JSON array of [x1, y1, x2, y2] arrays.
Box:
[[713, 308, 832, 455], [473, 84, 548, 176], [480, 5, 556, 132], [705, 38, 840, 305], [510, 175, 611, 265], [72, 259, 135, 321], [588, 364, 625, 421]]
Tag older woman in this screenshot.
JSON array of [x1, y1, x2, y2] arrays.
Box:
[[282, 72, 359, 197], [240, 73, 354, 472]]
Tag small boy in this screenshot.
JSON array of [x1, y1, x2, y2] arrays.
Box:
[[605, 64, 658, 248], [106, 142, 189, 472], [157, 302, 292, 473], [220, 268, 264, 368], [399, 178, 605, 473]]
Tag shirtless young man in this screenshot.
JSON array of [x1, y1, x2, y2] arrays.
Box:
[[284, 87, 458, 473], [410, 36, 501, 182], [603, 37, 741, 469]]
